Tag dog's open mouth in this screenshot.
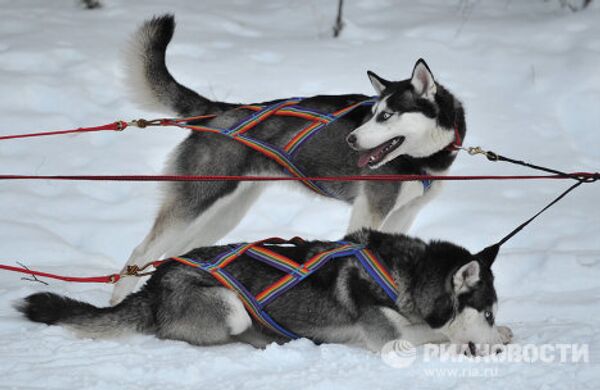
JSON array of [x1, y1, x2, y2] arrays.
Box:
[[357, 136, 405, 168]]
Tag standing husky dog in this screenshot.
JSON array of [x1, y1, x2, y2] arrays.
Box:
[[18, 230, 512, 356], [112, 15, 466, 304]]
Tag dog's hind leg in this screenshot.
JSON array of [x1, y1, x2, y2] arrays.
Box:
[[110, 181, 264, 305], [110, 200, 192, 305], [156, 286, 252, 346], [163, 181, 265, 257]]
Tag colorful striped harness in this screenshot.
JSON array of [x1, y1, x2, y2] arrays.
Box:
[[170, 237, 399, 339], [172, 97, 380, 196], [171, 96, 443, 196]]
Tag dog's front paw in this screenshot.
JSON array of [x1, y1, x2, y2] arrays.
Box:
[[497, 325, 513, 344]]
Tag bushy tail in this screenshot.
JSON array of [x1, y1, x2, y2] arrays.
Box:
[[16, 292, 154, 338], [124, 14, 234, 116]]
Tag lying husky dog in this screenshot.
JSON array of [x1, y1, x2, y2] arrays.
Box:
[[112, 15, 467, 304], [18, 230, 511, 356]]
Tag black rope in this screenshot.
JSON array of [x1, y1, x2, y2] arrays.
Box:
[[497, 180, 583, 248], [480, 149, 596, 183], [473, 147, 598, 253]]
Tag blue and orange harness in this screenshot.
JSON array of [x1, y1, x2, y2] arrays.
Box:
[[169, 96, 459, 195], [169, 237, 398, 339], [169, 97, 380, 196]]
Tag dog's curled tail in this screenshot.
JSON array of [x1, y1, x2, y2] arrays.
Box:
[[16, 292, 154, 338], [124, 14, 234, 117]]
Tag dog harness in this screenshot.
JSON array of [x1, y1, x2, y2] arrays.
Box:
[[170, 237, 399, 339], [173, 97, 444, 195], [175, 97, 376, 196]]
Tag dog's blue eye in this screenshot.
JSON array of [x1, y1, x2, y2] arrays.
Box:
[[484, 310, 494, 325], [380, 112, 393, 121]]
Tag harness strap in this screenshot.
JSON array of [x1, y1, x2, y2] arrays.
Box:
[[173, 97, 377, 197], [421, 178, 433, 192], [170, 238, 398, 339], [233, 135, 335, 196], [354, 248, 399, 302], [255, 243, 360, 306], [285, 99, 376, 156], [227, 99, 303, 136], [283, 121, 325, 155]]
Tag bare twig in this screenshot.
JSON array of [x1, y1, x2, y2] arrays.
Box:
[[333, 0, 344, 38], [17, 261, 49, 285], [81, 0, 102, 9], [455, 0, 481, 38]]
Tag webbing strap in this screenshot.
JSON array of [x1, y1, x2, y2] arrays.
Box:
[[175, 97, 377, 197], [255, 244, 360, 306], [422, 179, 433, 192], [246, 246, 306, 276], [284, 121, 328, 155], [285, 99, 376, 156], [354, 248, 399, 302], [233, 135, 334, 196], [227, 99, 303, 136], [170, 239, 399, 339]]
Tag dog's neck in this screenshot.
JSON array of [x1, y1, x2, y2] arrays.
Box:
[[398, 100, 465, 172]]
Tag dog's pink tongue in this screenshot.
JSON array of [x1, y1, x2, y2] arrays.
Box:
[[357, 144, 386, 168]]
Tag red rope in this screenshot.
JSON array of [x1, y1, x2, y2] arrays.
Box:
[[0, 121, 127, 141], [0, 119, 596, 183], [0, 264, 121, 283], [0, 173, 597, 182], [0, 239, 299, 285], [0, 117, 596, 286]]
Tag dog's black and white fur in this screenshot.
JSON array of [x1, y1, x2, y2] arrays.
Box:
[[18, 230, 511, 356], [111, 15, 467, 304]]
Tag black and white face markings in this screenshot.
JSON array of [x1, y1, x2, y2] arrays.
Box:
[[437, 248, 513, 355], [347, 59, 456, 169]]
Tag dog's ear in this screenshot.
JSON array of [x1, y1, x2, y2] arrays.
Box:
[[453, 261, 480, 294], [367, 71, 390, 95], [475, 244, 500, 269], [411, 59, 436, 99]]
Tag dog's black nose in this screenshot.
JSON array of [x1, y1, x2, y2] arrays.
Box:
[[346, 134, 357, 145]]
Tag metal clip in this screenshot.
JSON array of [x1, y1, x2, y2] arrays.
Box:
[[122, 262, 157, 278], [459, 146, 499, 161], [466, 146, 485, 156], [127, 118, 164, 128]]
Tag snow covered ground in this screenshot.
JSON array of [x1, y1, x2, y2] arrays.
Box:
[[0, 0, 599, 388]]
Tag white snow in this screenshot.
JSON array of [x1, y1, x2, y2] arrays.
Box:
[[0, 0, 599, 388]]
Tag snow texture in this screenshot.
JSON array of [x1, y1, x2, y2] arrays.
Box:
[[0, 0, 599, 388]]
